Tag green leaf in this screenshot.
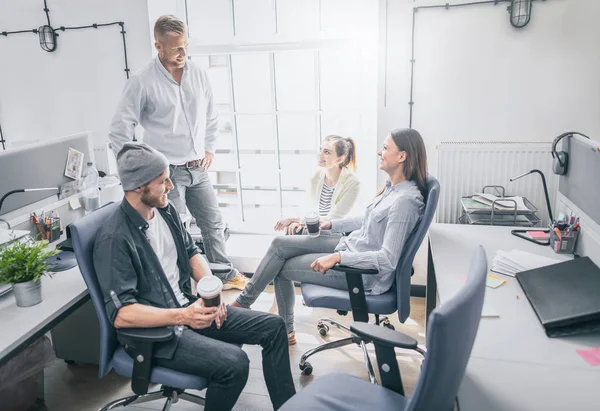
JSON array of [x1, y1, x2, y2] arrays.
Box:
[[0, 238, 57, 284]]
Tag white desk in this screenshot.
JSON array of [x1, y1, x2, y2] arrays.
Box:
[[0, 265, 88, 366], [427, 224, 600, 411]]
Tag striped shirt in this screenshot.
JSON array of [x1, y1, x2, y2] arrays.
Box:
[[331, 180, 424, 295], [318, 182, 335, 218]]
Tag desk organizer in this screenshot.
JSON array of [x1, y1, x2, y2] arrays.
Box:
[[549, 229, 579, 254]]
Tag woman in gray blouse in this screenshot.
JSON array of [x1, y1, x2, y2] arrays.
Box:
[[231, 128, 427, 344]]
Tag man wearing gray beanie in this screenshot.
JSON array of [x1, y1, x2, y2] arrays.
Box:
[[93, 142, 296, 411], [117, 142, 171, 192], [108, 14, 248, 292]]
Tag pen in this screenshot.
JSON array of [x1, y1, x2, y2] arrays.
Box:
[[31, 215, 47, 240], [553, 227, 562, 239]]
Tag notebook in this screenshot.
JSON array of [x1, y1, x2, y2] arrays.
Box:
[[516, 257, 600, 337]]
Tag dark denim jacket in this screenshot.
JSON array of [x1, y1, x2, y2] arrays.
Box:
[[93, 199, 199, 359]]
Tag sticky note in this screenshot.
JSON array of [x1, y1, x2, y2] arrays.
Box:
[[481, 304, 499, 318], [576, 347, 600, 366], [69, 196, 81, 210], [486, 273, 506, 289]]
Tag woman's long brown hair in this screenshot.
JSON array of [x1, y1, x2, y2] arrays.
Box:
[[377, 128, 428, 196]]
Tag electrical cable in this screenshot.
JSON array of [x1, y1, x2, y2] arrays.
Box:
[[0, 0, 131, 149], [0, 122, 5, 150], [43, 0, 51, 26]]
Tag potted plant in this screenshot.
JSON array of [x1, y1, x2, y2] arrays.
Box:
[[0, 238, 57, 307]]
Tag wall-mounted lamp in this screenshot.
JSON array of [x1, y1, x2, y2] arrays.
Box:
[[0, 187, 59, 230], [38, 25, 57, 52], [509, 0, 532, 29], [0, 188, 59, 215]]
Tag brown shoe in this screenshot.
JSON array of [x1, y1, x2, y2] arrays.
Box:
[[288, 330, 296, 345], [222, 273, 250, 291]]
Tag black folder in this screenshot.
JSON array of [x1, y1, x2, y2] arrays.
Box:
[[516, 257, 600, 337]]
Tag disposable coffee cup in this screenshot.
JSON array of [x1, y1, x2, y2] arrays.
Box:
[[305, 212, 320, 238], [196, 276, 223, 307]]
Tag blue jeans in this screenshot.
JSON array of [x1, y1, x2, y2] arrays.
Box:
[[168, 165, 236, 282], [152, 307, 295, 411], [236, 235, 349, 332]]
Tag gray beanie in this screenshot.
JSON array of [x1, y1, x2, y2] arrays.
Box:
[[116, 143, 170, 191]]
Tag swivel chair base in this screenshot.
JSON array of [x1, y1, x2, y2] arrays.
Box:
[[99, 386, 204, 411], [299, 316, 388, 383]]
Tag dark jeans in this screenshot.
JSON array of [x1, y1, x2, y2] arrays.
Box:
[[152, 307, 295, 411]]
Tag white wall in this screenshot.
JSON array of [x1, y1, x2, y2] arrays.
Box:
[[378, 0, 600, 186], [0, 0, 152, 149], [378, 0, 600, 286]]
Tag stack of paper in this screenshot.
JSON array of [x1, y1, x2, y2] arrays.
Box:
[[472, 193, 529, 211], [491, 249, 562, 277]]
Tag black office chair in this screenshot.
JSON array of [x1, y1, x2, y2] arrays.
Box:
[[281, 246, 487, 411], [70, 202, 228, 410], [299, 175, 440, 378]]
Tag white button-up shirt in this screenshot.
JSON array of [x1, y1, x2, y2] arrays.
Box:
[[109, 56, 219, 165]]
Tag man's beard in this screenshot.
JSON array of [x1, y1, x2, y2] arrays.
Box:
[[141, 188, 167, 208]]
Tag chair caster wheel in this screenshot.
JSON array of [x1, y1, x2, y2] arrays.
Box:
[[300, 362, 313, 375], [317, 323, 329, 336], [382, 320, 395, 331]]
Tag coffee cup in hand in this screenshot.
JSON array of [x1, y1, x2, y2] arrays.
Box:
[[305, 212, 320, 238], [196, 276, 223, 307]]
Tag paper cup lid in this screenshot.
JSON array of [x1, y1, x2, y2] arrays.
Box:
[[196, 275, 223, 297], [304, 212, 319, 222]]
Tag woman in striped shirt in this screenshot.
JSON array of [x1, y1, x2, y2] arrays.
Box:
[[231, 129, 427, 345], [274, 135, 361, 235]]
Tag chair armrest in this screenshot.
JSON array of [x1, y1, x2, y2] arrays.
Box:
[[350, 322, 417, 350], [209, 262, 232, 274], [117, 327, 173, 342], [334, 264, 379, 275], [116, 327, 174, 395], [350, 322, 417, 395], [328, 264, 378, 323]]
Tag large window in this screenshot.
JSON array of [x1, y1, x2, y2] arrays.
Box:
[[151, 0, 378, 233]]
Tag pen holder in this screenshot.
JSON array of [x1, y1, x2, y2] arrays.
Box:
[[549, 229, 578, 254], [48, 217, 61, 243]]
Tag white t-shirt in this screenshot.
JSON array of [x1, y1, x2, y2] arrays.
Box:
[[146, 210, 189, 306]]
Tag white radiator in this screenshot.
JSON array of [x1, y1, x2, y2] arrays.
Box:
[[436, 142, 558, 226]]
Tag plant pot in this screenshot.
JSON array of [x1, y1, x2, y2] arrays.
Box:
[[12, 280, 43, 307]]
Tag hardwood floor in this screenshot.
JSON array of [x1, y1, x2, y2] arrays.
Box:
[[40, 287, 426, 411]]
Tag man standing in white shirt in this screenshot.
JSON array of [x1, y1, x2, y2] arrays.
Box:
[[109, 15, 248, 290]]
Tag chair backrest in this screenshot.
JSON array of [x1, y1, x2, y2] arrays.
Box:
[[70, 201, 121, 378], [396, 174, 440, 322], [406, 246, 487, 411]]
